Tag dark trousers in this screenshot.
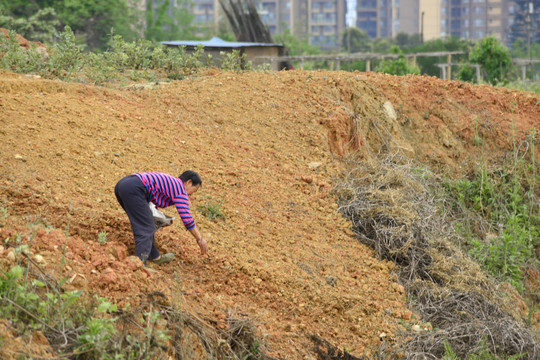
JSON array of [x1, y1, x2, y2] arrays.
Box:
[[114, 175, 160, 263]]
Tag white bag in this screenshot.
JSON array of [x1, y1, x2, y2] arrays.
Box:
[[149, 202, 174, 229]]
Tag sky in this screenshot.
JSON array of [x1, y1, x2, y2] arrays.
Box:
[[347, 0, 357, 27]]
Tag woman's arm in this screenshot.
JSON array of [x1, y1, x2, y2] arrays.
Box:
[[189, 227, 208, 255]]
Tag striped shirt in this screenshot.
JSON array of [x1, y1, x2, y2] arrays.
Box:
[[134, 172, 196, 230]]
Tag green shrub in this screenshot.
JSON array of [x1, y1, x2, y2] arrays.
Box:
[[375, 45, 420, 76], [198, 198, 225, 221], [49, 25, 84, 77], [221, 49, 251, 72], [0, 30, 48, 74]]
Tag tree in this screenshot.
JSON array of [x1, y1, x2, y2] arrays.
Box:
[[469, 36, 512, 85], [0, 7, 59, 44], [395, 32, 421, 48], [341, 27, 371, 53], [145, 0, 195, 42], [0, 0, 138, 50], [274, 28, 321, 56]]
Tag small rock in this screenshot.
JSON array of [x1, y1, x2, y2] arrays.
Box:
[[34, 254, 45, 264], [326, 275, 337, 287], [411, 324, 422, 333], [379, 332, 387, 339], [14, 154, 25, 161], [383, 101, 397, 121], [6, 251, 15, 262], [308, 162, 322, 170]]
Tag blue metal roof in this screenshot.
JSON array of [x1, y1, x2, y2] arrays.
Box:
[[161, 36, 282, 48]]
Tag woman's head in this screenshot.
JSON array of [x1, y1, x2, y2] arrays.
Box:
[[179, 170, 202, 195]]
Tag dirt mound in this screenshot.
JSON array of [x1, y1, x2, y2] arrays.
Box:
[[0, 69, 538, 358], [0, 28, 47, 51]]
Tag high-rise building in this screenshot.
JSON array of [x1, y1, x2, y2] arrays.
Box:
[[355, 0, 520, 43], [440, 0, 518, 43], [307, 0, 348, 48], [189, 0, 347, 49], [419, 0, 442, 41]]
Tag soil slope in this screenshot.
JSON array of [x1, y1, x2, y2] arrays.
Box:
[[0, 69, 538, 359]]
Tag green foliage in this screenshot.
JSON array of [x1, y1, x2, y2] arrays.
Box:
[[505, 81, 540, 94], [375, 46, 420, 76], [444, 138, 540, 291], [198, 197, 225, 221], [49, 25, 84, 77], [443, 336, 525, 360], [0, 0, 138, 50], [406, 36, 472, 77], [469, 37, 512, 85], [97, 231, 108, 245], [273, 28, 321, 56], [510, 38, 540, 59], [341, 27, 371, 53], [107, 34, 153, 71], [0, 261, 171, 359], [0, 30, 49, 74], [0, 7, 59, 44], [456, 63, 476, 83], [221, 49, 251, 72], [145, 0, 195, 42]]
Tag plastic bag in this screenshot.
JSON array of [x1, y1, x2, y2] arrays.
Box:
[[149, 202, 174, 229]]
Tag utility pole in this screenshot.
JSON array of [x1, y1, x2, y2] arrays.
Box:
[[421, 11, 424, 44], [526, 1, 534, 60]]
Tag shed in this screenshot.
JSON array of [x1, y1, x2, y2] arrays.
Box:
[[161, 37, 286, 70]]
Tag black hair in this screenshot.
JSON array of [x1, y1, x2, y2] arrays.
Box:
[[179, 170, 202, 187]]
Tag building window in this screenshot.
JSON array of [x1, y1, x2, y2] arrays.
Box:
[[473, 18, 484, 26], [473, 6, 484, 14], [473, 30, 484, 38]]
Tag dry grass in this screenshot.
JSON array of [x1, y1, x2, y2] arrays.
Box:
[[334, 154, 539, 359]]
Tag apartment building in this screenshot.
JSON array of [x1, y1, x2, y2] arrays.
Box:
[[189, 0, 346, 49], [192, 0, 220, 26], [253, 0, 347, 48], [355, 0, 518, 43], [440, 0, 518, 43]]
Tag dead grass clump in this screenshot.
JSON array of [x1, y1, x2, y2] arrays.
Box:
[[334, 155, 540, 359]]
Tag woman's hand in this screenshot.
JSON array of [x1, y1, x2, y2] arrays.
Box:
[[197, 237, 208, 255]]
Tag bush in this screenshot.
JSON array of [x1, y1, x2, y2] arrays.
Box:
[[49, 26, 84, 77], [375, 45, 420, 76]]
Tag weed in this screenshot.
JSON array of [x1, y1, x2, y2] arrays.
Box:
[[97, 231, 108, 245], [198, 198, 225, 221], [444, 140, 539, 291], [0, 207, 7, 227]]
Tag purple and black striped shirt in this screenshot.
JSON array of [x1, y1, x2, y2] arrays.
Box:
[[134, 172, 196, 230]]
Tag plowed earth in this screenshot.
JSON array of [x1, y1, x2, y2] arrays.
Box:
[[0, 69, 538, 359]]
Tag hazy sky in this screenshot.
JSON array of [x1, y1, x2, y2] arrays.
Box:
[[347, 0, 356, 26]]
